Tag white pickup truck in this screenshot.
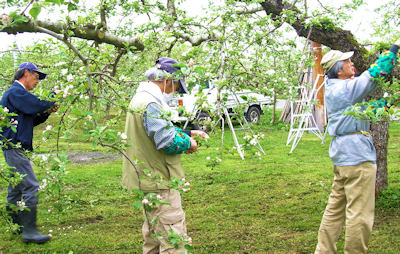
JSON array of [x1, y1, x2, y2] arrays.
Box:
[[168, 83, 272, 130]]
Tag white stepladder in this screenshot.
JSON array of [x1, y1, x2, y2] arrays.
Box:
[[184, 86, 266, 160], [286, 71, 327, 153], [224, 88, 266, 160]]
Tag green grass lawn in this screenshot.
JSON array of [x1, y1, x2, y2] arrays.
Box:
[[0, 114, 399, 253]]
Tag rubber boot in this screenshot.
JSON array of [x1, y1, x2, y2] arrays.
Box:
[[6, 205, 22, 234], [20, 206, 50, 244]]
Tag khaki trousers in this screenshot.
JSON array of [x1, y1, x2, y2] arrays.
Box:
[[315, 162, 376, 254], [142, 189, 188, 254]]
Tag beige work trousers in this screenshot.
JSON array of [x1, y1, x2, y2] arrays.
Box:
[[142, 189, 188, 254], [315, 162, 376, 254]]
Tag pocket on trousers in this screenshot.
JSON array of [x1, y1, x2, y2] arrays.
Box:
[[158, 190, 185, 224]]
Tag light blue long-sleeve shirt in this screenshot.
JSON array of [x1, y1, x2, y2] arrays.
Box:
[[325, 71, 377, 166], [143, 102, 191, 152]]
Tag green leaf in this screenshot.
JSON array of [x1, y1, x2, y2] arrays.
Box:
[[68, 3, 78, 12], [45, 0, 63, 5], [133, 201, 142, 210], [29, 3, 42, 20], [10, 14, 29, 24]]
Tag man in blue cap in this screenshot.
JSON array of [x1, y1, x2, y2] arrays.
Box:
[[1, 62, 62, 244], [123, 57, 208, 253]]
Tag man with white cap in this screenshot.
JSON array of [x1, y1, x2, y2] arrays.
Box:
[[123, 57, 208, 253], [1, 62, 62, 243], [315, 41, 400, 254]]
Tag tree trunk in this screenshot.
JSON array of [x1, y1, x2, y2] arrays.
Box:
[[371, 120, 389, 195], [271, 89, 277, 125]]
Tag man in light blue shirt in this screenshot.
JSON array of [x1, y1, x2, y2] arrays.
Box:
[[315, 42, 400, 254]]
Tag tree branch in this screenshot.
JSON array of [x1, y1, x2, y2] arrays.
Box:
[[35, 26, 88, 64], [258, 0, 369, 71], [1, 18, 144, 50], [20, 0, 34, 15]]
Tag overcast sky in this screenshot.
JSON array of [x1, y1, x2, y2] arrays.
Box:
[[0, 0, 383, 51]]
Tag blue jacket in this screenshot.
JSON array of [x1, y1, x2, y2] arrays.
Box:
[[0, 82, 55, 151], [325, 71, 377, 166]]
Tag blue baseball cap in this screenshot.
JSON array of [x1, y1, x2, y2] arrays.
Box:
[[155, 57, 188, 94], [18, 62, 47, 80]]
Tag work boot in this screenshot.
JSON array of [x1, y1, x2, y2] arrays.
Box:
[[20, 206, 50, 244], [6, 205, 22, 234]]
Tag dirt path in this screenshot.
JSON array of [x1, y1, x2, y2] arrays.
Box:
[[67, 152, 121, 164]]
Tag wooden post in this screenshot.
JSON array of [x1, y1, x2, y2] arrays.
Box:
[[312, 41, 326, 130]]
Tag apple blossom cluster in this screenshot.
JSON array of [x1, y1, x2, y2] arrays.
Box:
[[16, 201, 25, 208], [141, 193, 163, 207], [42, 125, 52, 134], [118, 132, 128, 144], [39, 178, 48, 191], [2, 14, 10, 22], [243, 133, 264, 147], [63, 84, 74, 98], [10, 118, 18, 127], [0, 107, 9, 121]]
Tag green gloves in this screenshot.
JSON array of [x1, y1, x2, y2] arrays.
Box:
[[368, 50, 397, 78]]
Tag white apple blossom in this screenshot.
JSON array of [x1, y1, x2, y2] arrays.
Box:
[[267, 70, 275, 75], [66, 74, 74, 82], [165, 37, 176, 43], [120, 133, 127, 140], [46, 125, 52, 131], [54, 62, 66, 67], [188, 59, 195, 67], [61, 69, 68, 75], [142, 198, 149, 205], [16, 201, 26, 208], [3, 107, 9, 113]]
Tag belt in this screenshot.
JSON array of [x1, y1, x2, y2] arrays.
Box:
[[346, 131, 371, 137]]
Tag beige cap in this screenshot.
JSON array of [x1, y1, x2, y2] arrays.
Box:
[[321, 50, 354, 73]]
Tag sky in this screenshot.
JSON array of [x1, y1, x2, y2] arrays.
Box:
[[0, 0, 384, 51]]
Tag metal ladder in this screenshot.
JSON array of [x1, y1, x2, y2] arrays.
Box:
[[286, 72, 327, 153]]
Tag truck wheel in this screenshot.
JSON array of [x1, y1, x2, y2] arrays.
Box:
[[193, 112, 211, 132], [246, 106, 261, 123]]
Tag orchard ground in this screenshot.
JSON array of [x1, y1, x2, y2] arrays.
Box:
[[0, 109, 399, 253]]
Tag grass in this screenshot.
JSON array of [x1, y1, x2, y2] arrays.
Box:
[[0, 112, 399, 253]]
